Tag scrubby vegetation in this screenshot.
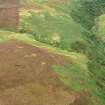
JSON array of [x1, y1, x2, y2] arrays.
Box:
[[71, 0, 105, 104]]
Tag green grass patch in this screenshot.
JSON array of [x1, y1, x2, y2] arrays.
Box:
[[52, 60, 103, 105], [20, 8, 84, 51]]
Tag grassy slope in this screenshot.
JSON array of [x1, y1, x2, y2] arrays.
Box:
[[20, 0, 84, 51]]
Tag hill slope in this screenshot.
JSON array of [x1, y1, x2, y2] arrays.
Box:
[[0, 40, 88, 105], [0, 30, 101, 105]]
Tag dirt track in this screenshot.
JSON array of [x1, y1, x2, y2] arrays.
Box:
[[0, 40, 88, 105]]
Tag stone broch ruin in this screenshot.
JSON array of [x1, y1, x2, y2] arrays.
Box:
[[0, 0, 19, 28]]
